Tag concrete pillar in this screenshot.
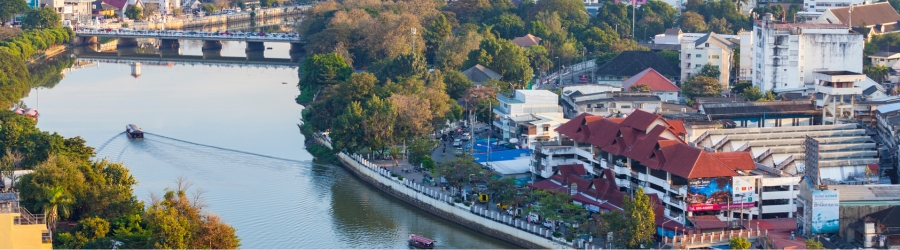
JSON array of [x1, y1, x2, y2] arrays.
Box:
[[201, 40, 223, 51], [117, 47, 138, 56], [159, 47, 180, 58], [246, 41, 265, 52], [289, 42, 304, 54], [159, 39, 180, 50], [116, 38, 138, 49], [202, 49, 222, 59], [73, 36, 98, 46]]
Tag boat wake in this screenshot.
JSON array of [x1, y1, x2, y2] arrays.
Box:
[[95, 132, 125, 153], [143, 132, 308, 164]]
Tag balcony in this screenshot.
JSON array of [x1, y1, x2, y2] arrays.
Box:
[[493, 106, 510, 116], [815, 84, 862, 96]]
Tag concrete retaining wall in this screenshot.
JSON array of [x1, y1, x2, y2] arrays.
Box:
[[334, 152, 572, 249]]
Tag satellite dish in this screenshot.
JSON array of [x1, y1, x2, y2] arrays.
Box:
[[509, 138, 519, 143]]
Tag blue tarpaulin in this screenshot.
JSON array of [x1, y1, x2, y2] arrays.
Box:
[[471, 149, 531, 162]]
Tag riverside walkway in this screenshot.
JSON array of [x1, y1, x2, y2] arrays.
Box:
[[73, 29, 303, 52]]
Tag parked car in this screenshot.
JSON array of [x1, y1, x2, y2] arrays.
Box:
[[452, 139, 461, 147]]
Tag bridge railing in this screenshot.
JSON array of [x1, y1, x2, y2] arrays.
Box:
[[75, 29, 302, 41]]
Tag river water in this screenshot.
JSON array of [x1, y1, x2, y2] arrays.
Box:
[[20, 40, 515, 248]]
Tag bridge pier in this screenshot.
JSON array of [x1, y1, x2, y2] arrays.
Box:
[[73, 36, 98, 46], [246, 50, 265, 61], [117, 47, 138, 56], [289, 43, 304, 54], [201, 40, 223, 51], [159, 47, 180, 58], [246, 42, 265, 52], [202, 49, 222, 59], [159, 39, 180, 50], [117, 38, 138, 49]]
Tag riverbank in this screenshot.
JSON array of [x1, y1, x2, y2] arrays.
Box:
[[308, 133, 571, 249]]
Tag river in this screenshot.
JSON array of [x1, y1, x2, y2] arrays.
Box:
[[20, 39, 516, 248]]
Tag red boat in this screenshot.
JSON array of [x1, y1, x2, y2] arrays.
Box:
[[408, 234, 436, 249]]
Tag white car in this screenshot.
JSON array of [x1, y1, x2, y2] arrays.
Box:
[[452, 139, 461, 147]]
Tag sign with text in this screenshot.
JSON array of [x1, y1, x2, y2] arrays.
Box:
[[732, 176, 758, 204], [811, 189, 839, 234], [687, 177, 736, 211]]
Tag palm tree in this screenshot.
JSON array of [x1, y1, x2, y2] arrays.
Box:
[[36, 186, 74, 229]]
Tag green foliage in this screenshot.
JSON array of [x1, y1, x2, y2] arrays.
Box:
[[698, 63, 721, 79], [729, 237, 752, 249], [687, 0, 750, 34], [865, 65, 890, 83], [424, 14, 453, 64], [408, 136, 438, 167], [463, 36, 533, 87], [22, 7, 61, 30], [659, 50, 680, 68], [681, 76, 722, 100], [145, 186, 241, 249], [628, 84, 651, 92], [307, 143, 339, 164], [528, 190, 585, 227], [125, 5, 143, 20], [331, 102, 366, 153], [436, 156, 484, 189], [0, 28, 72, 109], [740, 86, 764, 101], [300, 53, 353, 89], [372, 53, 426, 82], [420, 156, 436, 172], [805, 238, 824, 249], [443, 69, 474, 99], [731, 81, 752, 95], [0, 0, 28, 24], [487, 13, 525, 39], [680, 11, 707, 32], [891, 0, 900, 14]]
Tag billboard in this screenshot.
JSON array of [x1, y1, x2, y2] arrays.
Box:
[[687, 177, 734, 211], [805, 136, 820, 189], [811, 189, 840, 234], [732, 176, 758, 209]]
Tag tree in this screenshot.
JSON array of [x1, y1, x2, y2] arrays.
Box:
[[424, 14, 453, 63], [37, 185, 75, 229], [125, 5, 143, 20], [22, 7, 61, 30], [740, 86, 764, 101], [443, 70, 474, 100], [487, 13, 525, 39], [729, 237, 752, 249], [732, 81, 752, 95], [682, 76, 722, 100], [435, 156, 484, 190], [659, 50, 680, 68], [0, 0, 28, 25], [407, 136, 437, 167], [145, 179, 240, 249], [331, 102, 366, 152], [73, 217, 111, 248], [805, 238, 824, 249], [709, 17, 732, 34], [299, 53, 353, 89], [623, 187, 655, 249], [679, 11, 707, 33], [389, 94, 433, 140], [697, 63, 721, 80], [142, 3, 159, 18], [628, 84, 652, 92], [1, 150, 23, 191], [464, 36, 534, 85], [435, 32, 483, 70], [372, 53, 427, 82], [865, 65, 890, 83], [528, 190, 585, 231], [201, 4, 216, 14], [362, 95, 397, 156]]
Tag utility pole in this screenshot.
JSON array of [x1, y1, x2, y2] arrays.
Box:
[[632, 0, 636, 40], [411, 28, 416, 54]]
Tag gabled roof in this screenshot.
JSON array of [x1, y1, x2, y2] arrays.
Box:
[[664, 28, 682, 35], [462, 64, 501, 83], [594, 51, 680, 78], [620, 68, 681, 92], [102, 0, 128, 9], [693, 32, 736, 50], [824, 2, 900, 27], [512, 34, 542, 47]]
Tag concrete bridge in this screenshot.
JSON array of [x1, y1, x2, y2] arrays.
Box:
[[73, 29, 303, 53], [72, 46, 299, 68]]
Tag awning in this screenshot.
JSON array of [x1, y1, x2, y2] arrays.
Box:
[[868, 163, 879, 173], [688, 215, 729, 230]]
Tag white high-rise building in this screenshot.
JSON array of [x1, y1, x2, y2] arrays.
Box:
[[803, 0, 869, 13], [751, 14, 864, 93]]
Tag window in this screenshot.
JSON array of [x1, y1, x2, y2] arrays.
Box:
[[705, 43, 709, 47], [696, 64, 701, 68], [611, 103, 617, 108], [544, 127, 549, 132], [711, 55, 719, 59], [586, 104, 592, 108], [621, 105, 632, 109], [695, 54, 701, 58]]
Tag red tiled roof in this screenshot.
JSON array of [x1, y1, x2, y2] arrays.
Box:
[[688, 215, 729, 230], [667, 120, 687, 136], [620, 109, 662, 132], [512, 34, 542, 47], [661, 144, 740, 179], [621, 68, 681, 92], [527, 179, 567, 193], [102, 0, 128, 10], [557, 164, 588, 176], [739, 218, 798, 232], [710, 152, 757, 171], [556, 113, 597, 140]]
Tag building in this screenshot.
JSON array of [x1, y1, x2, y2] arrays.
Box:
[[594, 51, 680, 86], [620, 68, 681, 102], [680, 32, 737, 87], [561, 91, 662, 118], [697, 100, 821, 128], [814, 2, 900, 39], [534, 110, 802, 233], [739, 30, 754, 82], [142, 0, 181, 15], [492, 90, 563, 144], [804, 0, 869, 12], [847, 205, 900, 247], [869, 51, 900, 67], [691, 124, 879, 183], [462, 64, 501, 85], [511, 34, 542, 48], [0, 193, 52, 249], [101, 0, 142, 19], [752, 15, 864, 94], [654, 29, 741, 47]]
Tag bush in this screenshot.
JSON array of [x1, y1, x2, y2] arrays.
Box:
[[552, 232, 562, 238], [565, 234, 574, 242], [454, 198, 462, 203], [463, 201, 471, 206], [397, 175, 404, 181]]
